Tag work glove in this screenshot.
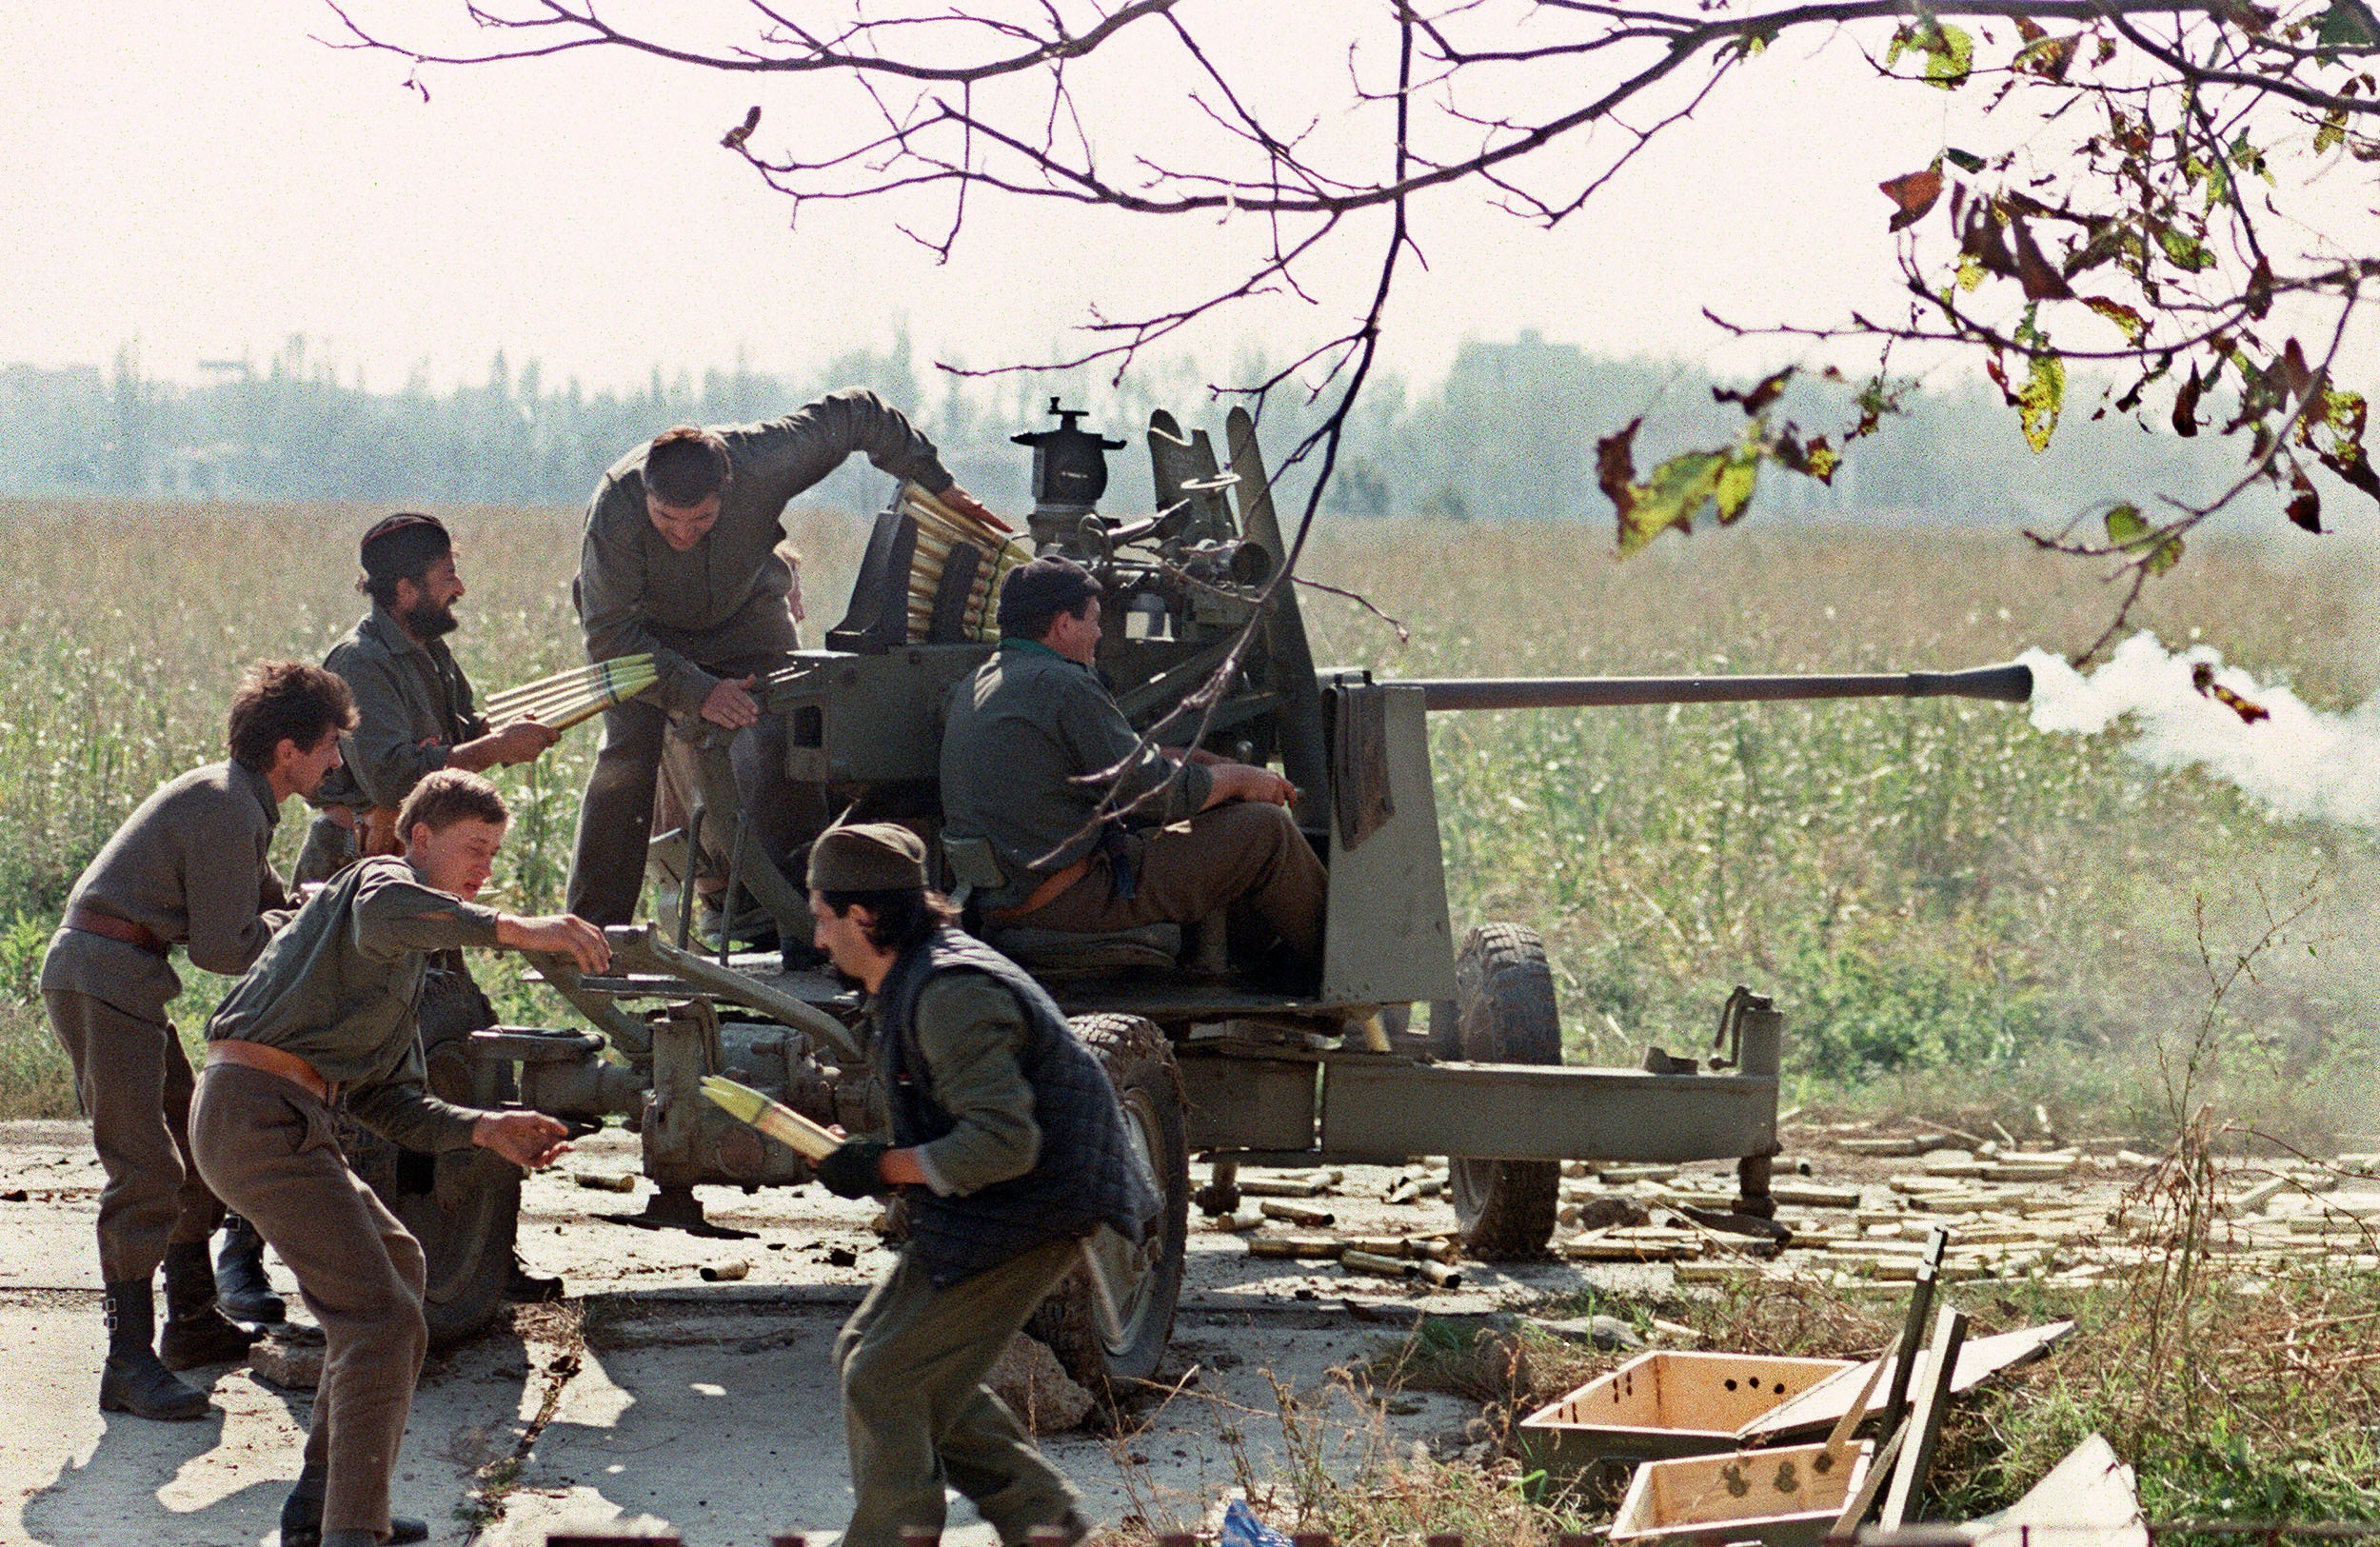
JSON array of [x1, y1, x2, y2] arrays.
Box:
[[814, 1137, 891, 1200]]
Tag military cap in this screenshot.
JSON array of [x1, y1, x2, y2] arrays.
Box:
[[995, 555, 1102, 633], [359, 512, 452, 582], [807, 822, 929, 894]]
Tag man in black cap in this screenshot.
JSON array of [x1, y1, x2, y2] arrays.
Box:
[[298, 513, 562, 883], [803, 822, 1154, 1547], [279, 511, 566, 1317], [565, 394, 1001, 925], [940, 556, 1325, 974]]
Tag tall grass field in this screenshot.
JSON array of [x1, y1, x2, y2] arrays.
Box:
[[1, 497, 2371, 1141]]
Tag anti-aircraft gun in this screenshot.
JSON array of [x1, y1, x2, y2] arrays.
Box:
[[394, 400, 2033, 1390]]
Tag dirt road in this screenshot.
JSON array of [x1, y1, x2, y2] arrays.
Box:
[[0, 1121, 1622, 1547]]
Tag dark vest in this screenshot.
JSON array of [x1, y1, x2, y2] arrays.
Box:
[[876, 928, 1160, 1289]]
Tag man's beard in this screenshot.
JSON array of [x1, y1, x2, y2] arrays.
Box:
[[403, 598, 460, 639]]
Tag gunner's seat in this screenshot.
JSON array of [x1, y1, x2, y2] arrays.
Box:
[[941, 834, 1183, 974]]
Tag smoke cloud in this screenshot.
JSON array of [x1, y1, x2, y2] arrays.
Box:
[[2022, 633, 2380, 826]]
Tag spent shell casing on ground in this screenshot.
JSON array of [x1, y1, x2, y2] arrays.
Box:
[[1259, 1200, 1336, 1228], [1340, 1248, 1413, 1279]]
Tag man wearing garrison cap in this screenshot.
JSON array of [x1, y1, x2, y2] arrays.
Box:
[[284, 511, 569, 1313], [940, 555, 1326, 977], [565, 393, 1002, 926], [803, 822, 1155, 1547]]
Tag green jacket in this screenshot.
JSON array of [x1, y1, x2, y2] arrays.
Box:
[[574, 389, 956, 715], [939, 639, 1212, 908], [313, 605, 488, 812], [205, 855, 498, 1153], [39, 761, 293, 1021], [863, 973, 1042, 1198]]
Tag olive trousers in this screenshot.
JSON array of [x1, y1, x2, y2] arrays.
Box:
[[836, 1236, 1083, 1547], [190, 1063, 427, 1540], [45, 987, 225, 1283], [565, 646, 795, 926], [1015, 800, 1326, 963]]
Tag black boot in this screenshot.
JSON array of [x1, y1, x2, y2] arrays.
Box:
[[281, 1468, 429, 1547], [215, 1215, 286, 1323], [159, 1240, 260, 1370], [98, 1279, 209, 1420]]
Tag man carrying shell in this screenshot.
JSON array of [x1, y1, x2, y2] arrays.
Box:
[[803, 822, 1157, 1547]]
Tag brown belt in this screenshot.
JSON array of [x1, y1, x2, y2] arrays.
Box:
[[983, 857, 1092, 924], [63, 906, 169, 958], [205, 1040, 337, 1104]]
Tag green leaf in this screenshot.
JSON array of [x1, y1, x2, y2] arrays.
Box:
[[2106, 504, 2182, 572], [2084, 296, 2149, 343], [1927, 23, 1975, 87], [2319, 0, 2380, 51], [1715, 445, 1762, 524], [2157, 227, 2215, 272], [2317, 109, 2350, 154], [1956, 253, 1987, 291], [1945, 147, 1988, 172], [2019, 353, 2065, 451]]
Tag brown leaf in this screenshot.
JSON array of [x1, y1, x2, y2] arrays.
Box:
[[2288, 466, 2325, 531], [2319, 444, 2380, 502], [1598, 418, 1644, 520], [1962, 205, 2019, 278], [2013, 13, 2048, 41], [1880, 167, 1945, 231], [2279, 338, 2315, 403], [2172, 363, 2204, 437], [2246, 254, 2275, 319], [1714, 367, 1795, 415], [2192, 662, 2272, 724], [2010, 217, 2075, 299]]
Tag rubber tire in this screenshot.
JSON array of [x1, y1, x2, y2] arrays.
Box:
[[1446, 922, 1563, 1259], [1026, 1016, 1189, 1402], [343, 960, 518, 1350]]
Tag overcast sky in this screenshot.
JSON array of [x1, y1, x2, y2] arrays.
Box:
[[4, 2, 2370, 403]]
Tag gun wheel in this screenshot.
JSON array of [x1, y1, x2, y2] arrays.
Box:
[[1442, 922, 1562, 1259], [1027, 1015, 1188, 1403]]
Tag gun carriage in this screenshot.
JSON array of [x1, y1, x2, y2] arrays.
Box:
[[385, 402, 2033, 1392]]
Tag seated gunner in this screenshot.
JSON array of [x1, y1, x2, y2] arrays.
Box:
[[939, 556, 1324, 972]]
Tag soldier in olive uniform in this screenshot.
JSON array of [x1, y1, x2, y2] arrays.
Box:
[[191, 769, 605, 1547], [39, 661, 354, 1419], [280, 512, 566, 1314], [940, 557, 1325, 974], [804, 823, 1157, 1547], [565, 393, 1002, 924], [296, 513, 561, 883]]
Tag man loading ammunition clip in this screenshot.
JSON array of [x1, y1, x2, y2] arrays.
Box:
[[39, 661, 354, 1419], [191, 768, 607, 1547], [297, 512, 562, 883], [566, 391, 1002, 928], [290, 510, 567, 1309], [940, 556, 1325, 979]]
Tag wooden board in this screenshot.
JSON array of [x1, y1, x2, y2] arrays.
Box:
[[1740, 1321, 2073, 1440], [1610, 1439, 1873, 1547]]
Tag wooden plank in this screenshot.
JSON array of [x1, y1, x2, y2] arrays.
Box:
[[1877, 1305, 1969, 1529]]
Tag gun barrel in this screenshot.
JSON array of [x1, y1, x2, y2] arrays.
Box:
[[1407, 661, 2033, 712]]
